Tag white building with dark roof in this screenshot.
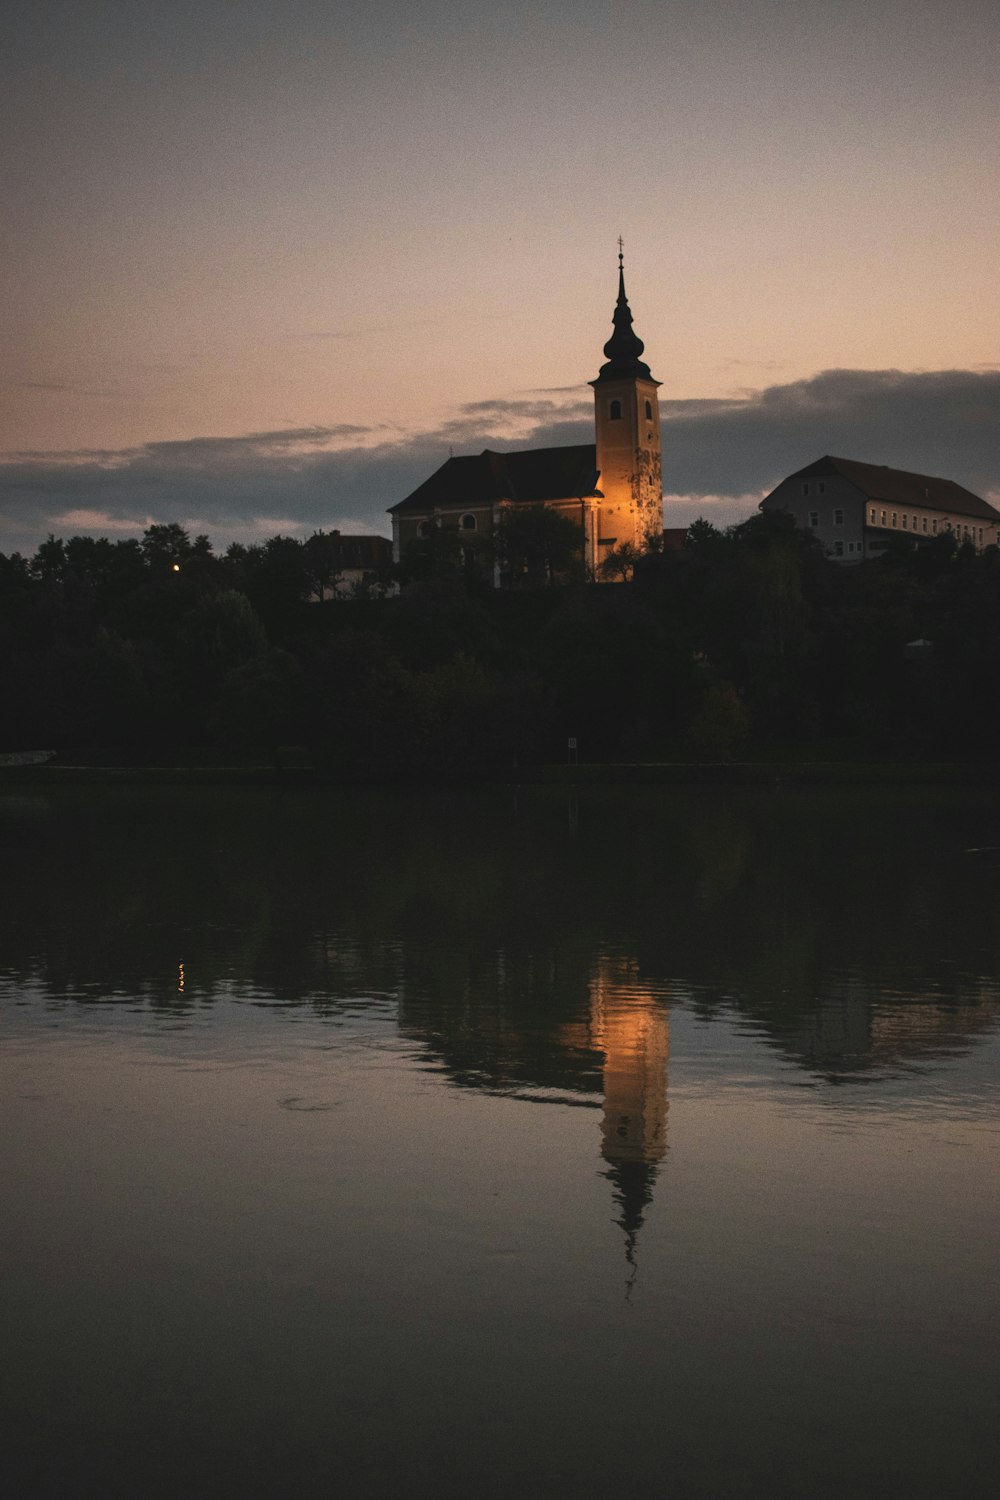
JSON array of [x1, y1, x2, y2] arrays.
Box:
[[389, 250, 663, 581], [760, 456, 1000, 561]]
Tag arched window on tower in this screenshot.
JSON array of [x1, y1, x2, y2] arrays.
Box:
[[461, 513, 477, 531], [644, 400, 652, 420], [609, 399, 622, 421]]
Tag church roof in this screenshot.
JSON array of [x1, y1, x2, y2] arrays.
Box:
[[771, 456, 1000, 523], [389, 443, 599, 515]]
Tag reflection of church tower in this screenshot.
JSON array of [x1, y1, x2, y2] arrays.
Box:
[[590, 244, 663, 552], [588, 956, 669, 1286]]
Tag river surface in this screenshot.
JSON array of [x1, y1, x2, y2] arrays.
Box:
[[2, 784, 998, 1499]]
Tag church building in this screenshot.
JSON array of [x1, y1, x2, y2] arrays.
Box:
[[388, 251, 663, 582]]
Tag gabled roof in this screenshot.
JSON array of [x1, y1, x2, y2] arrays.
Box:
[[772, 456, 1000, 523], [389, 444, 599, 515]]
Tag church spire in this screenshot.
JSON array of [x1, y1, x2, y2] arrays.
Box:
[[606, 1157, 659, 1300], [594, 238, 653, 383]]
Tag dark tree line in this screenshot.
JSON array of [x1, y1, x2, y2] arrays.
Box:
[[1, 513, 999, 772]]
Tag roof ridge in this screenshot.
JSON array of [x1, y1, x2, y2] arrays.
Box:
[[774, 455, 999, 523]]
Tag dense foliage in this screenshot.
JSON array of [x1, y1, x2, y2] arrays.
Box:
[[2, 515, 998, 771]]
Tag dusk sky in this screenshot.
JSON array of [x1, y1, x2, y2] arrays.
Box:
[[3, 0, 998, 554]]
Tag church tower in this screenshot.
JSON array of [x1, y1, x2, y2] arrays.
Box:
[[590, 245, 663, 553], [588, 955, 669, 1295]]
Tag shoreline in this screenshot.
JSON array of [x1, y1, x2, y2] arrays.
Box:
[[1, 759, 997, 788]]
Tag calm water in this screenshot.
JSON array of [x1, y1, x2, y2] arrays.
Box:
[[2, 784, 998, 1499]]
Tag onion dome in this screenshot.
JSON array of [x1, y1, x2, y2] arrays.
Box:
[[594, 243, 653, 383]]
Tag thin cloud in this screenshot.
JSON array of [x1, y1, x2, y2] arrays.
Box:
[[138, 424, 376, 460], [517, 385, 590, 396], [718, 358, 787, 372], [667, 493, 763, 529], [457, 397, 587, 418], [7, 424, 377, 466], [51, 508, 155, 532]]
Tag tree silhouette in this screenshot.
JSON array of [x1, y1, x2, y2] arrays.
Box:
[[495, 506, 582, 586]]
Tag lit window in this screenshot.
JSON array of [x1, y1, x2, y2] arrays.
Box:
[[833, 509, 844, 526], [460, 513, 477, 531], [609, 400, 622, 420], [869, 507, 876, 524], [644, 400, 652, 420], [808, 511, 819, 528]]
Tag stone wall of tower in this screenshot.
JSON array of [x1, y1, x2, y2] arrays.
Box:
[[594, 376, 663, 552], [635, 380, 663, 548]]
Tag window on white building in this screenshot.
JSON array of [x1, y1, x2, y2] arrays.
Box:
[[834, 540, 844, 556], [833, 509, 844, 526], [802, 483, 810, 495], [808, 511, 819, 527]]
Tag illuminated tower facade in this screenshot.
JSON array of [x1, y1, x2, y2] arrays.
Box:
[[590, 245, 663, 553]]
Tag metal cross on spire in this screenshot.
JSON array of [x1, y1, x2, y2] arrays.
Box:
[[617, 235, 624, 270]]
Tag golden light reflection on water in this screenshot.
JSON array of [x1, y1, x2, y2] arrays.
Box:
[[557, 957, 671, 1285]]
